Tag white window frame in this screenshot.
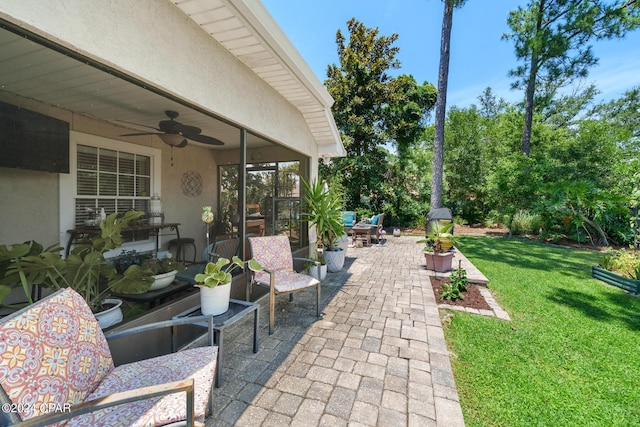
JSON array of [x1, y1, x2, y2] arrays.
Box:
[[59, 131, 162, 256]]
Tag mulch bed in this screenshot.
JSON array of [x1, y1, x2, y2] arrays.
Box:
[[429, 276, 491, 311]]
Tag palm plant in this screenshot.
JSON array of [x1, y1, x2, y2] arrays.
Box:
[[302, 178, 345, 251]]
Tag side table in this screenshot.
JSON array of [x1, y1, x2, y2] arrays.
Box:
[[351, 225, 372, 247], [112, 280, 195, 308], [172, 299, 259, 387]]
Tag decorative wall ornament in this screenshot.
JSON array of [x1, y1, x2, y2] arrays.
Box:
[[181, 170, 203, 197]]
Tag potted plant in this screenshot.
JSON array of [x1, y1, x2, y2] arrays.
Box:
[[417, 222, 458, 272], [0, 211, 155, 328], [304, 254, 327, 281], [194, 256, 262, 315], [303, 178, 347, 272], [141, 256, 185, 291]]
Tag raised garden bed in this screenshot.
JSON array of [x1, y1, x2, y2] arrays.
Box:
[[592, 265, 640, 294]]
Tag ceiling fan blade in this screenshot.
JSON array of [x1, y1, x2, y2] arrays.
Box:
[[176, 139, 188, 148], [188, 134, 225, 146], [158, 119, 183, 133], [177, 124, 202, 138], [120, 132, 162, 137]]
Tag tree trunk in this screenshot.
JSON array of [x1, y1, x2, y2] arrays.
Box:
[[521, 0, 545, 156], [431, 0, 454, 210]]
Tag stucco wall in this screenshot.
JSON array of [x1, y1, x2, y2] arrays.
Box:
[[0, 0, 318, 160], [0, 94, 223, 255], [0, 167, 59, 245]]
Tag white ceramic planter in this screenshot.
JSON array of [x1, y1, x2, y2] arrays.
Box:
[[94, 298, 123, 329], [308, 264, 327, 281], [324, 248, 345, 272], [149, 270, 177, 291], [335, 234, 349, 252], [199, 283, 231, 316]]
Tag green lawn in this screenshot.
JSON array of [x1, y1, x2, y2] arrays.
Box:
[[447, 236, 640, 427]]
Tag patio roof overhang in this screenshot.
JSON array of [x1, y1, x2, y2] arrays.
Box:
[[0, 0, 346, 157]]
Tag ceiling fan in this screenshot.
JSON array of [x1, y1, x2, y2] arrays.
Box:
[[120, 110, 225, 148]]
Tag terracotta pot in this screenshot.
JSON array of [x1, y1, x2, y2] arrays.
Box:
[[424, 252, 436, 270], [433, 252, 454, 272]]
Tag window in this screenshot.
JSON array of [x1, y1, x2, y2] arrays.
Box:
[[75, 144, 151, 226], [59, 132, 161, 252]]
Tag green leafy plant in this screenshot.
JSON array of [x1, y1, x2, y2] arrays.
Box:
[[417, 222, 458, 253], [302, 178, 345, 251], [600, 249, 640, 280], [0, 211, 155, 312], [195, 256, 262, 289], [440, 266, 468, 301], [142, 257, 185, 275]]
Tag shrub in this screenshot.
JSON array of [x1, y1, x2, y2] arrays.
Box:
[[510, 209, 542, 235], [441, 267, 469, 301], [601, 249, 640, 280]]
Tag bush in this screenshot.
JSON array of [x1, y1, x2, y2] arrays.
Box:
[[441, 267, 469, 301], [601, 249, 640, 280], [510, 210, 542, 235]]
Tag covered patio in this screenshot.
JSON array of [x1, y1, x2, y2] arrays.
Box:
[[0, 0, 344, 303]]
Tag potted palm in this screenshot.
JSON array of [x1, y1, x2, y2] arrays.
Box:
[[194, 256, 262, 315], [303, 179, 347, 272], [417, 222, 457, 272]]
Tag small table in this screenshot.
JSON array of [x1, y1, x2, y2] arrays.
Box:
[[112, 280, 195, 308], [66, 222, 181, 257], [173, 299, 259, 387], [351, 224, 372, 247]]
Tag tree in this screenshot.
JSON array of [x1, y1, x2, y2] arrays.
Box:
[[504, 0, 640, 156], [431, 0, 468, 210], [325, 18, 400, 210], [325, 19, 436, 216]]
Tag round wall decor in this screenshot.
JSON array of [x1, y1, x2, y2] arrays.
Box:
[[181, 170, 203, 197]]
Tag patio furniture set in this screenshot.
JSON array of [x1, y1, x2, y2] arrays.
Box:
[[0, 230, 322, 425], [343, 211, 385, 247]]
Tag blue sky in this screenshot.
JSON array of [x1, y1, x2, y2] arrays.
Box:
[[262, 0, 640, 109]]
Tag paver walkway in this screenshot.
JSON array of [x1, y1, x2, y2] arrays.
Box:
[[205, 235, 466, 426]]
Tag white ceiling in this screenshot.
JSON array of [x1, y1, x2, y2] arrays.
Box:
[[0, 27, 265, 150], [0, 0, 344, 155]]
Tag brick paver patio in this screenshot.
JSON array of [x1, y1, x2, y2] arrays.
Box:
[[205, 235, 467, 426]]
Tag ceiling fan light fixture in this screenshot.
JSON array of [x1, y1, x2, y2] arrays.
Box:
[[159, 133, 188, 147]]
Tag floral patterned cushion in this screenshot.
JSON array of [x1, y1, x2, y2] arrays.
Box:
[[254, 270, 319, 293], [249, 236, 293, 273], [65, 346, 217, 426], [0, 288, 114, 423]]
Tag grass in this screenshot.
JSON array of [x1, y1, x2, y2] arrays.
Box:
[[447, 236, 640, 427]]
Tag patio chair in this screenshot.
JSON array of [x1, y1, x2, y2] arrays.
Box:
[[341, 211, 357, 235], [247, 235, 321, 335], [177, 237, 240, 285], [0, 287, 217, 426], [365, 213, 385, 242]]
